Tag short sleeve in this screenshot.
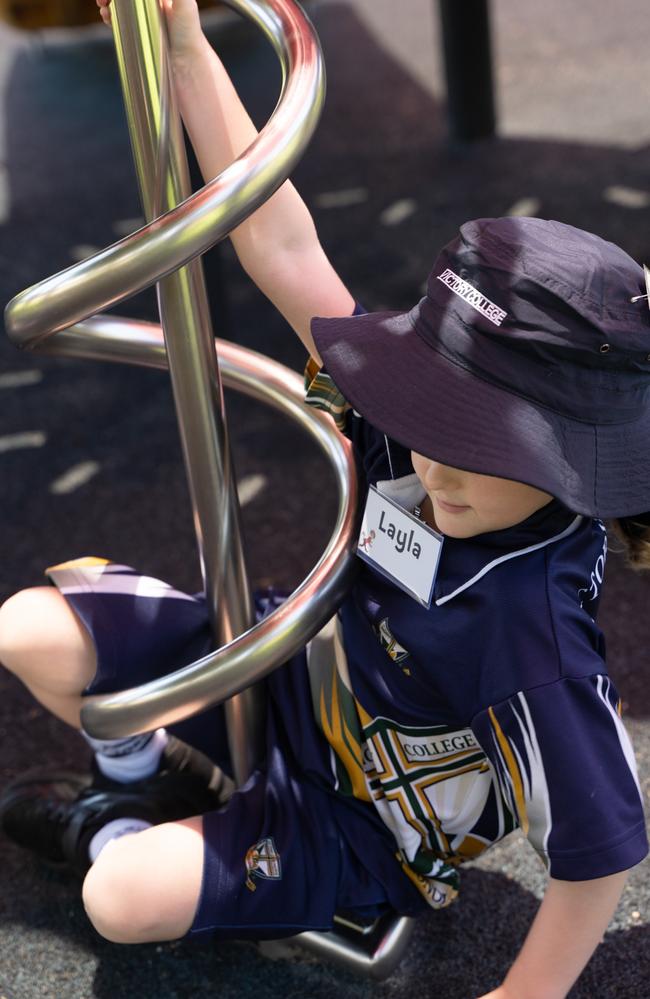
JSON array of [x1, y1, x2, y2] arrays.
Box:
[[304, 355, 351, 432], [304, 303, 418, 491], [472, 675, 648, 880], [303, 301, 369, 432]]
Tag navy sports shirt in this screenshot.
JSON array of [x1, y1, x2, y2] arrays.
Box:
[[291, 350, 648, 911]]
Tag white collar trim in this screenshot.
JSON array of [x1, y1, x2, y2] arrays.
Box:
[[375, 473, 584, 607], [435, 514, 584, 606]]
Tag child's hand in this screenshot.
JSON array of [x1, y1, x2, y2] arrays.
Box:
[[96, 0, 205, 62]]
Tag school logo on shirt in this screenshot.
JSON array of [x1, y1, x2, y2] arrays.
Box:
[[375, 618, 411, 675], [244, 837, 282, 892]]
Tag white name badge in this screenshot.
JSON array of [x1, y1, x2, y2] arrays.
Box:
[[357, 485, 444, 608]]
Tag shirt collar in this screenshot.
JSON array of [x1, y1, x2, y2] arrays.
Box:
[[376, 473, 583, 605]]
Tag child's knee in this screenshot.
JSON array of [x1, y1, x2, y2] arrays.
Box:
[[0, 587, 95, 691], [82, 819, 204, 944], [0, 588, 44, 673], [82, 837, 164, 943]]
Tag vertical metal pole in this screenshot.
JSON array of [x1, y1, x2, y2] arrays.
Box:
[[438, 0, 497, 142], [110, 0, 263, 783]]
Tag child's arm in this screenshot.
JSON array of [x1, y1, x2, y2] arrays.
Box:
[[104, 0, 354, 361], [98, 0, 354, 360], [478, 869, 629, 999]]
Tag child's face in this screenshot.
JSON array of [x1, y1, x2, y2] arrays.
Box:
[[410, 451, 554, 538]]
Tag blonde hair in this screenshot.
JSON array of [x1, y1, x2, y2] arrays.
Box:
[[609, 514, 650, 570]]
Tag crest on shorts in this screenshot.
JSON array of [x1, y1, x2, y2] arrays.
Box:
[[376, 618, 411, 674], [245, 836, 282, 892]]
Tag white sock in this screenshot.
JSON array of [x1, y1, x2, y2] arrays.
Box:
[[87, 817, 153, 863], [82, 728, 169, 783]]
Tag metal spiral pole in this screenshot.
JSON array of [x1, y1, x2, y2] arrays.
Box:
[[5, 0, 329, 782], [4, 0, 415, 976], [110, 0, 260, 785]]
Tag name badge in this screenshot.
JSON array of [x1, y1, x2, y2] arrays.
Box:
[[357, 486, 444, 608]]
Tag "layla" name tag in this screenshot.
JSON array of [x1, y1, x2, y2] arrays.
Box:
[[357, 485, 444, 608]]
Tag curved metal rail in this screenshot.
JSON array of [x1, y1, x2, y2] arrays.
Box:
[[39, 321, 360, 739], [4, 0, 329, 776], [4, 0, 324, 348], [4, 0, 415, 974]]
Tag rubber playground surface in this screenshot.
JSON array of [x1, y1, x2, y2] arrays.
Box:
[[0, 2, 649, 996]]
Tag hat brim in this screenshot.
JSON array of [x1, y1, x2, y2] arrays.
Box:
[[311, 308, 650, 519]]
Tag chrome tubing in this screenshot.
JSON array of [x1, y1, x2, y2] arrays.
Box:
[[49, 320, 360, 739], [109, 0, 260, 783], [4, 0, 326, 787], [4, 0, 413, 978], [296, 914, 416, 981], [4, 0, 324, 349]]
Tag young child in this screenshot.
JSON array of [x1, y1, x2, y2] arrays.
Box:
[[1, 2, 648, 997]]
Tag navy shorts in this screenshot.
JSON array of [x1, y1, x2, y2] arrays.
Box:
[[46, 558, 393, 938]]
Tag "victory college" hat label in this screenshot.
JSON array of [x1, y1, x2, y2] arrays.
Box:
[[437, 267, 508, 327]]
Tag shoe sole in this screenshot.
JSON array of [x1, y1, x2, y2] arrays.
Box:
[[0, 769, 91, 818]]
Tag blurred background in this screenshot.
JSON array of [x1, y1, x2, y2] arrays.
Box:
[[0, 0, 218, 29], [0, 2, 649, 997]]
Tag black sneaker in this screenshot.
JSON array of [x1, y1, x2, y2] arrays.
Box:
[[89, 733, 236, 799], [0, 737, 235, 875]]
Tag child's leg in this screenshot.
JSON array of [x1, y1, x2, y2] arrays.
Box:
[[82, 815, 204, 943], [0, 585, 205, 943], [83, 755, 367, 946], [0, 586, 95, 728], [0, 580, 230, 893], [1, 582, 389, 945], [0, 589, 206, 942]]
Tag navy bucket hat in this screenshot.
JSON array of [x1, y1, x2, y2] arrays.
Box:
[[311, 217, 650, 519]]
